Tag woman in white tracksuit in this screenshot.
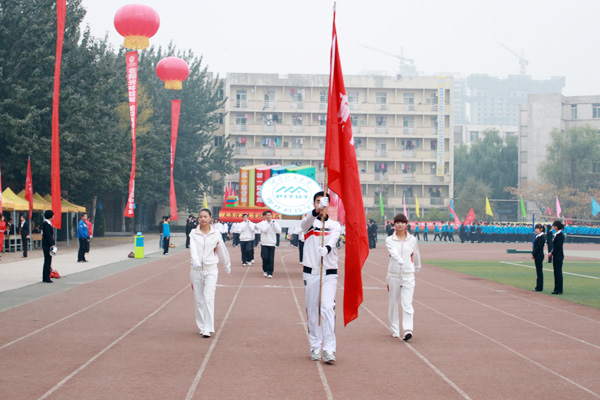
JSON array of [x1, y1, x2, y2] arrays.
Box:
[[385, 213, 421, 341], [189, 209, 231, 338]]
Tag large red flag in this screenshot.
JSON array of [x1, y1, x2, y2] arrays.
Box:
[[169, 100, 181, 220], [448, 204, 460, 225], [51, 0, 66, 229], [463, 208, 476, 226], [325, 8, 369, 326], [25, 157, 34, 220]]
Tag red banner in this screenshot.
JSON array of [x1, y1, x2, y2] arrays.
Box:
[[0, 163, 3, 211], [463, 208, 476, 226], [169, 100, 181, 220], [325, 9, 370, 326], [218, 207, 281, 223], [25, 157, 34, 220], [51, 0, 66, 228], [124, 51, 138, 218]]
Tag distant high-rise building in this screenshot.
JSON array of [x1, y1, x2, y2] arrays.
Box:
[[468, 74, 565, 125]]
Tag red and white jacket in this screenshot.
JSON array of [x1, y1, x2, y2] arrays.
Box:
[[385, 232, 421, 277], [189, 225, 231, 271], [301, 210, 341, 274]]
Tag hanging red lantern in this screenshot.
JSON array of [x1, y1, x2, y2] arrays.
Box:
[[156, 57, 190, 90], [114, 4, 160, 50]]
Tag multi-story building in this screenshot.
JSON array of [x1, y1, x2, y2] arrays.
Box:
[[468, 74, 565, 126], [454, 124, 518, 147], [518, 93, 600, 190], [215, 73, 454, 218]]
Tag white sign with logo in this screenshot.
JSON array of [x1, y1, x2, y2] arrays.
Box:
[[261, 173, 321, 216]]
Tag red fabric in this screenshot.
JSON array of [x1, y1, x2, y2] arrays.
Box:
[[0, 163, 3, 211], [463, 208, 476, 226], [169, 100, 181, 220], [124, 51, 138, 218], [51, 0, 66, 229], [448, 204, 460, 226], [25, 158, 34, 220], [324, 11, 369, 326], [85, 220, 92, 237]]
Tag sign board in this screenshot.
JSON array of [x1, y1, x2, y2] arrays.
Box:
[[261, 173, 321, 216]]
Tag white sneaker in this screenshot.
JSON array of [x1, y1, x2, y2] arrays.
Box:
[[263, 272, 268, 277], [323, 350, 336, 364], [310, 349, 321, 361], [403, 330, 413, 341], [392, 332, 400, 338], [242, 263, 247, 266], [267, 275, 273, 279]]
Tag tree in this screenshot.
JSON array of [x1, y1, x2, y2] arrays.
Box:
[[454, 177, 492, 221], [505, 180, 557, 215], [539, 126, 600, 192]]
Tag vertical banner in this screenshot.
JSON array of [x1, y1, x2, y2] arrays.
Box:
[[52, 0, 66, 229], [436, 76, 446, 176], [25, 157, 34, 220], [124, 51, 138, 218], [239, 167, 249, 207], [169, 100, 181, 220]]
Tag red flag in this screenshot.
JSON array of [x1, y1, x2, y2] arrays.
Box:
[[463, 208, 476, 225], [25, 157, 34, 220], [448, 204, 460, 225], [325, 9, 369, 326], [0, 163, 3, 212], [51, 0, 66, 229], [124, 51, 138, 218], [169, 100, 181, 220]]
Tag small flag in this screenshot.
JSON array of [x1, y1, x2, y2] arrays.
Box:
[[485, 196, 493, 217], [545, 206, 552, 216], [464, 208, 476, 225], [556, 196, 562, 218], [379, 192, 384, 217], [592, 197, 600, 216], [520, 195, 526, 219], [415, 195, 420, 218]]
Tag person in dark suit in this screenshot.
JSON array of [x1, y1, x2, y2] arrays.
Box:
[[546, 224, 553, 263], [547, 221, 564, 294], [531, 224, 546, 291], [19, 214, 30, 258], [367, 220, 378, 249], [42, 210, 56, 283]]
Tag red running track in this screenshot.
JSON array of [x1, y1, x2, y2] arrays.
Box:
[[1, 242, 599, 399]]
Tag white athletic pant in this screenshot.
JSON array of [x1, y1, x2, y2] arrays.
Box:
[[386, 275, 415, 335], [190, 268, 218, 334], [304, 272, 337, 352]]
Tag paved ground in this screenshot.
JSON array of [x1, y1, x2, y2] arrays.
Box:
[[1, 237, 599, 399]]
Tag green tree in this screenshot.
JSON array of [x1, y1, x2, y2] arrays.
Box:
[[539, 126, 600, 192]]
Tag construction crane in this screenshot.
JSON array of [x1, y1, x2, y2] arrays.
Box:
[[500, 43, 528, 76], [361, 44, 414, 66]]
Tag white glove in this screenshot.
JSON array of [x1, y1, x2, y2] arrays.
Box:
[[318, 197, 329, 209], [318, 246, 329, 257], [225, 266, 231, 275], [415, 268, 420, 275], [397, 258, 405, 265], [192, 262, 201, 269]]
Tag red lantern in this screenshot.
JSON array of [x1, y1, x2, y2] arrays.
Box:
[[156, 57, 190, 90], [114, 4, 160, 50]]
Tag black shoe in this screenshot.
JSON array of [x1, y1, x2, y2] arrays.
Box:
[[551, 291, 562, 295], [533, 288, 542, 292], [44, 280, 53, 283]]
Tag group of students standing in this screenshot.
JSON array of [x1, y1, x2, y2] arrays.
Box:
[[185, 192, 419, 365], [531, 220, 565, 295]]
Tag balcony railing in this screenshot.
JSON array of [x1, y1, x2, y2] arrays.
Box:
[[402, 173, 416, 182], [262, 148, 275, 156], [319, 126, 326, 133], [291, 126, 304, 133], [402, 150, 416, 158], [290, 148, 303, 156], [374, 173, 388, 181], [375, 127, 388, 134], [235, 101, 248, 108], [430, 175, 445, 182], [291, 102, 304, 109], [403, 104, 415, 111], [350, 103, 360, 110], [263, 101, 275, 110], [234, 148, 247, 156], [403, 127, 415, 134], [376, 104, 387, 111], [235, 124, 247, 132], [430, 198, 444, 205], [263, 125, 275, 133], [375, 149, 387, 157], [319, 103, 327, 109], [430, 150, 438, 158]]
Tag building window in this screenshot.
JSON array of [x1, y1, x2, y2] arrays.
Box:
[[292, 114, 303, 126], [403, 116, 414, 128], [318, 115, 327, 126], [263, 89, 275, 109], [351, 115, 359, 127], [291, 138, 304, 149], [571, 104, 577, 119], [402, 139, 419, 150], [375, 162, 388, 173], [404, 93, 414, 104], [430, 140, 437, 150], [348, 92, 359, 106], [235, 90, 247, 108], [262, 136, 281, 148], [470, 131, 479, 142], [375, 139, 386, 156], [429, 187, 442, 198], [376, 116, 386, 127], [262, 113, 279, 126], [213, 136, 223, 147], [593, 104, 600, 119], [376, 92, 387, 105], [320, 90, 328, 105], [400, 163, 415, 174], [216, 113, 224, 124], [291, 88, 305, 106]]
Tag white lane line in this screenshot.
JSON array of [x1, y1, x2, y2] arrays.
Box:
[[38, 286, 189, 400], [421, 263, 600, 324], [415, 299, 600, 399], [500, 261, 600, 279], [282, 253, 334, 400], [1, 260, 189, 351], [185, 266, 251, 400]]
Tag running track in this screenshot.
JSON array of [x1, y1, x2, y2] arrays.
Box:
[[1, 242, 599, 399]]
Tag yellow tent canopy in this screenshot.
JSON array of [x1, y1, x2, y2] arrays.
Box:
[[16, 190, 47, 211], [1, 188, 29, 211], [33, 193, 53, 210], [42, 194, 86, 213]]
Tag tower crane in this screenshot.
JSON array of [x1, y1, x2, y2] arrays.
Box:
[[360, 44, 417, 77], [500, 43, 528, 76]]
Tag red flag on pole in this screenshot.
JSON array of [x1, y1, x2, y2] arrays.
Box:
[[463, 208, 476, 226], [169, 100, 181, 220], [325, 7, 369, 326], [124, 51, 138, 218], [51, 0, 66, 229], [25, 157, 34, 220], [0, 163, 3, 212], [448, 204, 460, 225]]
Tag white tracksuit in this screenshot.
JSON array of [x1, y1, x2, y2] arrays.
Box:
[[189, 225, 231, 334], [301, 210, 341, 353], [385, 232, 421, 336]]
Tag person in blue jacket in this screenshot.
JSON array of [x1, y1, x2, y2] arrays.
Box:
[[163, 216, 171, 255], [77, 213, 90, 262], [433, 224, 442, 241], [423, 224, 429, 241]]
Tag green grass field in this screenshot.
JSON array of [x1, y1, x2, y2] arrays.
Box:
[[423, 260, 600, 309]]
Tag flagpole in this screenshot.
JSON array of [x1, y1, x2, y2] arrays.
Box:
[[318, 167, 328, 326]]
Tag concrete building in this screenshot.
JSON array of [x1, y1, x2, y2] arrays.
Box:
[[454, 124, 518, 147], [216, 73, 455, 218], [518, 93, 600, 208]]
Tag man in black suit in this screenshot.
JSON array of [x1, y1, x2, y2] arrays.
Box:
[[367, 220, 378, 249], [185, 215, 194, 248], [531, 224, 546, 291], [42, 210, 56, 283], [546, 224, 553, 263], [548, 221, 565, 294], [19, 214, 30, 258]]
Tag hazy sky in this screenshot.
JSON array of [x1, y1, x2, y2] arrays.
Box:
[[82, 0, 599, 96]]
